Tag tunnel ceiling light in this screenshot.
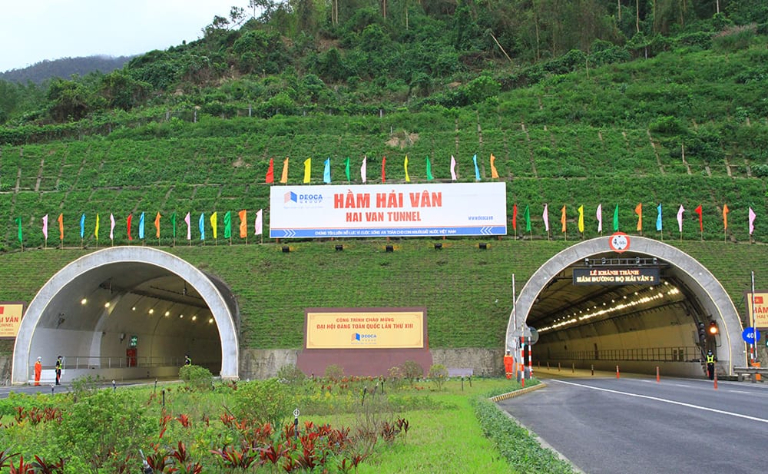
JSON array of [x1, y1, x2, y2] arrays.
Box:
[[132, 306, 136, 311], [192, 315, 197, 321], [208, 318, 214, 324], [179, 314, 184, 319], [165, 311, 170, 317], [104, 302, 110, 308], [148, 308, 154, 315], [81, 298, 87, 305]]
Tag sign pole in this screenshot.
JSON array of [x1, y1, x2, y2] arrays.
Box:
[[751, 271, 757, 362]]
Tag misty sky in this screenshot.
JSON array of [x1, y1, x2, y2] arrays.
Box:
[[0, 0, 247, 72]]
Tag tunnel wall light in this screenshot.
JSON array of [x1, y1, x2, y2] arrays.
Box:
[[282, 246, 290, 253], [385, 245, 394, 252]]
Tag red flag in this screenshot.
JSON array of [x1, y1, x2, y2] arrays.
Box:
[[127, 214, 133, 241], [694, 205, 703, 231], [381, 156, 386, 183], [265, 158, 274, 184], [512, 204, 518, 231]]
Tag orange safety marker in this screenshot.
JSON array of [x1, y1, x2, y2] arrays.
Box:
[[591, 364, 594, 376], [656, 366, 660, 383], [616, 365, 620, 379], [714, 370, 718, 390], [558, 362, 561, 372]]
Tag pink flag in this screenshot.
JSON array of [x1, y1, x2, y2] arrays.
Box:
[[749, 207, 756, 235], [542, 204, 549, 232], [184, 212, 191, 240], [361, 157, 367, 183], [42, 215, 48, 239], [677, 205, 685, 233], [450, 156, 457, 181], [255, 209, 263, 236], [596, 204, 602, 233], [109, 213, 115, 240]]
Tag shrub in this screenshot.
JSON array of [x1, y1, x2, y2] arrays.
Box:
[[400, 360, 423, 386], [179, 365, 213, 391], [276, 364, 306, 385], [324, 364, 344, 381], [428, 364, 449, 390], [231, 379, 293, 426]]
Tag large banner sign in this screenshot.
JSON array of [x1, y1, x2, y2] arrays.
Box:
[[573, 267, 659, 285], [0, 303, 25, 339], [305, 309, 425, 349], [270, 182, 507, 238], [746, 292, 768, 328]]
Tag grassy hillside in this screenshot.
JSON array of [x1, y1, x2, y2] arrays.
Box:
[[1, 240, 765, 352]]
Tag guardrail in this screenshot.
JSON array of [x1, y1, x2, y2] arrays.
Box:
[[546, 346, 701, 362], [733, 366, 768, 383]]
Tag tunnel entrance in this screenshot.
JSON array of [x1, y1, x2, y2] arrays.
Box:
[[508, 236, 744, 377], [12, 247, 239, 385]]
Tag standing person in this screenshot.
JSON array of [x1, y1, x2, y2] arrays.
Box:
[[503, 351, 514, 379], [185, 354, 192, 366], [706, 350, 717, 380], [34, 357, 42, 386], [55, 355, 63, 385]]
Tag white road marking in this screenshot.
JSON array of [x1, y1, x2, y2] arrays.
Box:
[[552, 379, 768, 424], [727, 390, 751, 394]]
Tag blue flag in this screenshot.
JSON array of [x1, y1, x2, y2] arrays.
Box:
[[139, 212, 145, 239], [323, 158, 331, 184], [472, 154, 481, 181], [80, 214, 85, 238], [199, 213, 205, 241], [656, 204, 663, 232]]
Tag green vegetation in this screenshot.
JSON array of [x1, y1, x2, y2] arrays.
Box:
[[0, 374, 568, 473]]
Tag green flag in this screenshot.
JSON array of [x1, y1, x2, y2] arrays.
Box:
[[426, 156, 434, 180], [224, 211, 232, 239], [613, 204, 620, 231], [524, 205, 531, 232], [344, 158, 351, 181], [171, 212, 177, 239], [15, 217, 22, 243]]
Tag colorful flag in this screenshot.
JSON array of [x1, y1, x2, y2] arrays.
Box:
[[154, 212, 161, 239], [490, 154, 499, 179], [404, 156, 410, 182], [560, 205, 566, 233], [361, 157, 367, 183], [42, 214, 48, 240], [524, 205, 531, 232], [280, 157, 289, 184], [80, 213, 85, 239], [635, 203, 642, 231], [382, 156, 387, 183], [124, 213, 131, 240], [344, 158, 351, 182], [138, 212, 145, 239], [265, 158, 274, 184], [722, 204, 729, 230], [255, 209, 263, 236], [15, 217, 22, 243], [596, 204, 602, 233], [170, 212, 176, 239], [749, 207, 756, 235], [512, 204, 518, 231], [185, 212, 191, 240], [612, 204, 619, 232], [472, 154, 480, 181], [95, 214, 100, 239], [656, 204, 662, 232], [110, 214, 115, 240], [199, 213, 205, 241], [426, 156, 434, 181], [58, 213, 64, 240], [239, 210, 247, 238], [677, 205, 685, 233], [211, 212, 218, 239], [303, 158, 312, 184], [694, 205, 703, 232], [578, 205, 584, 233], [450, 156, 457, 181], [323, 158, 331, 184], [543, 204, 549, 232], [224, 211, 232, 239]]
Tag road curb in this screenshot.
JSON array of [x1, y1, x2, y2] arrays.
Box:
[[489, 381, 546, 402]]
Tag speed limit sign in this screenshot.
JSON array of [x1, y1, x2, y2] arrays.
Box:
[[609, 232, 630, 253]]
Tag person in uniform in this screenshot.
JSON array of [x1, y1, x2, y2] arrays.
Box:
[[503, 351, 514, 379], [55, 355, 63, 385], [185, 354, 192, 366], [34, 357, 42, 386], [706, 350, 717, 380]]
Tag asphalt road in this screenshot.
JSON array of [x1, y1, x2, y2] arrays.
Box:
[[498, 369, 768, 474]]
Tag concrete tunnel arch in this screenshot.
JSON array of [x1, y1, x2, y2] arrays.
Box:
[[11, 247, 239, 385], [506, 236, 744, 375]]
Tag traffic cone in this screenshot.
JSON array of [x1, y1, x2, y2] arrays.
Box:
[[616, 365, 620, 379], [714, 370, 718, 390]]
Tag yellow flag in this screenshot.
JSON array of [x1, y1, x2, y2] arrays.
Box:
[[404, 155, 410, 182], [561, 205, 567, 233], [490, 154, 499, 179], [211, 212, 218, 239], [578, 205, 584, 233], [94, 214, 100, 239], [303, 158, 311, 183], [280, 157, 289, 184]]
